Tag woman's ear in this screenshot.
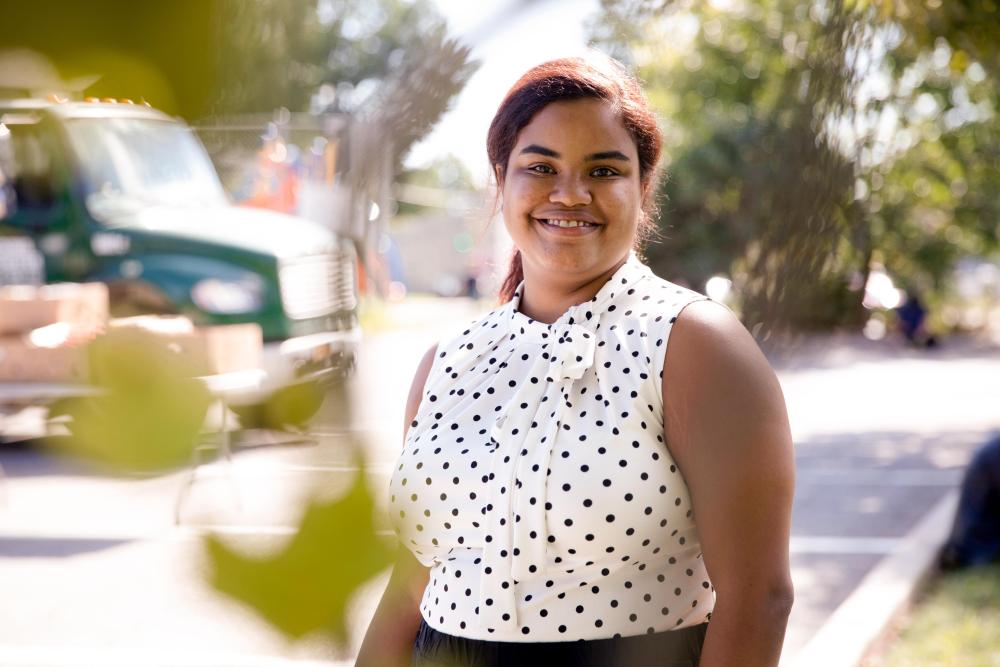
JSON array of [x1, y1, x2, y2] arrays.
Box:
[[640, 175, 653, 199], [494, 163, 504, 188]]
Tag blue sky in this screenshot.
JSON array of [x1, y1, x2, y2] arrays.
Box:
[[411, 0, 601, 184]]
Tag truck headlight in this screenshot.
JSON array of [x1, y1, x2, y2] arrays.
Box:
[[191, 278, 264, 314]]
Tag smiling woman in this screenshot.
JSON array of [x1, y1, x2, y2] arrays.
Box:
[[356, 54, 795, 667], [496, 98, 642, 320], [489, 58, 663, 320]]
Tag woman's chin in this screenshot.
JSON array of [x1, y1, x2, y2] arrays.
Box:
[[525, 248, 605, 277]]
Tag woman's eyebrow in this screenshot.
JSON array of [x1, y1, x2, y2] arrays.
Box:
[[520, 144, 559, 157], [587, 150, 630, 162], [518, 145, 631, 162]]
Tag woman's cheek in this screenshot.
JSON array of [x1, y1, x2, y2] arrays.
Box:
[[610, 183, 641, 230], [505, 180, 541, 224]]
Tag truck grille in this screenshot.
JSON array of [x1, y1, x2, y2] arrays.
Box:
[[278, 249, 357, 320]]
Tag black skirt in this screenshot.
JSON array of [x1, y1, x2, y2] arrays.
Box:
[[412, 619, 708, 667]]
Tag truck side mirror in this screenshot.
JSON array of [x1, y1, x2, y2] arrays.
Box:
[[0, 182, 13, 220], [12, 173, 55, 209]]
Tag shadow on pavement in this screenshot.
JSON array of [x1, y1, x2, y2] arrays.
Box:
[[766, 332, 1000, 372], [0, 536, 134, 558]]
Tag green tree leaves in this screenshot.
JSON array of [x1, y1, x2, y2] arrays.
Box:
[[593, 0, 999, 336], [215, 0, 477, 167], [1, 0, 477, 167]]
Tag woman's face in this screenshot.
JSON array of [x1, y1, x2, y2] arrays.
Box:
[[499, 97, 643, 283]]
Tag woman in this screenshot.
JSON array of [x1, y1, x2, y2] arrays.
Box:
[[357, 55, 795, 667]]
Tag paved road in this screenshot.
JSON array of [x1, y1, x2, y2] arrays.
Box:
[[1, 297, 998, 666]]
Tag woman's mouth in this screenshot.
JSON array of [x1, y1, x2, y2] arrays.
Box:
[[535, 218, 600, 234]]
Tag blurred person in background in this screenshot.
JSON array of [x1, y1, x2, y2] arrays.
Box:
[[894, 291, 938, 348], [939, 432, 1000, 571], [357, 55, 795, 667]]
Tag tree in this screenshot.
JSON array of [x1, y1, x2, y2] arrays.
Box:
[[0, 0, 477, 168], [593, 0, 869, 335], [854, 0, 1000, 304], [591, 0, 1000, 337], [214, 0, 476, 168]]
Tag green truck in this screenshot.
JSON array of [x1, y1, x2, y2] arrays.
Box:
[[0, 98, 359, 424]]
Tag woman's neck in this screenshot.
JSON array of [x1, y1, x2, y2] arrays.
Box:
[[517, 256, 629, 324]]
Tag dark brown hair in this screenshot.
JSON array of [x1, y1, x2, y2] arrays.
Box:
[[487, 55, 663, 303]]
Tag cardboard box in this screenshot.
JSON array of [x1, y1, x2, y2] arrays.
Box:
[[108, 316, 263, 376], [0, 283, 109, 335], [0, 333, 88, 382]]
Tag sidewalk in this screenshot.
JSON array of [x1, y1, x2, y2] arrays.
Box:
[[769, 330, 999, 665]]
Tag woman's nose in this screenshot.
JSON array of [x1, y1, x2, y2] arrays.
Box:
[[549, 174, 592, 207]]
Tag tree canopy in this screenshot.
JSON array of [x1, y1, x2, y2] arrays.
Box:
[[0, 0, 477, 167], [591, 0, 1000, 337]]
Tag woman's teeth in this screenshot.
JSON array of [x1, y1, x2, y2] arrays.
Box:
[[541, 219, 596, 228]]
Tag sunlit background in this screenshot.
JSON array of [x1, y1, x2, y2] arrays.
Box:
[[0, 1, 998, 666]]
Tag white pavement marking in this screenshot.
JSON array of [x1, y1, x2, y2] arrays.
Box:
[[212, 462, 394, 476], [784, 490, 959, 667], [790, 536, 901, 555], [0, 525, 397, 543], [0, 645, 347, 667], [309, 428, 399, 438], [795, 468, 963, 486], [1, 530, 901, 558]]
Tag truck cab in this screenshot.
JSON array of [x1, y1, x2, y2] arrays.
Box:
[[0, 98, 359, 414]]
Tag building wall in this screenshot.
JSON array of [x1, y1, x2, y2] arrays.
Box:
[[389, 209, 512, 298]]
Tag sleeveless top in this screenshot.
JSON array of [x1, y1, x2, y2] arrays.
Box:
[[388, 254, 716, 642]]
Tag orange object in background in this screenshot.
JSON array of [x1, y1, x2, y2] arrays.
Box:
[[240, 166, 299, 214], [239, 135, 301, 214]]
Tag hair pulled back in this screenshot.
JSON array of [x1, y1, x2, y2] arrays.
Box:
[[487, 55, 663, 303]]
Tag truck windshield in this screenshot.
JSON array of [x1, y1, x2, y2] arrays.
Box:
[[64, 117, 228, 214]]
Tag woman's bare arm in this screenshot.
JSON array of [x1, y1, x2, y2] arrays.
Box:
[[663, 301, 795, 667], [354, 344, 438, 667]]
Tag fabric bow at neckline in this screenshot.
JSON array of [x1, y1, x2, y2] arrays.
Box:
[[505, 252, 653, 339], [477, 253, 653, 633]]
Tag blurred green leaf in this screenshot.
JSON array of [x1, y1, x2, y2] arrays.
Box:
[[205, 468, 392, 644], [0, 0, 215, 117], [231, 379, 327, 431], [49, 329, 210, 472]]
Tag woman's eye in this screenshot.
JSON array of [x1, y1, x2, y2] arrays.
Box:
[[528, 164, 555, 174], [592, 167, 618, 177]]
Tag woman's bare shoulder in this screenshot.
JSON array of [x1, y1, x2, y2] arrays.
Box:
[[405, 344, 439, 429], [662, 300, 788, 458], [666, 299, 770, 386]]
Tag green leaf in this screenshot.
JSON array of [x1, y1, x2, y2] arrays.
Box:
[[205, 467, 393, 645], [49, 329, 211, 473]]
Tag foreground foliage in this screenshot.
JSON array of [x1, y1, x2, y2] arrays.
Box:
[[206, 466, 392, 647]]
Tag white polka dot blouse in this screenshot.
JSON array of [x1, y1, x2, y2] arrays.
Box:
[[389, 254, 716, 642]]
